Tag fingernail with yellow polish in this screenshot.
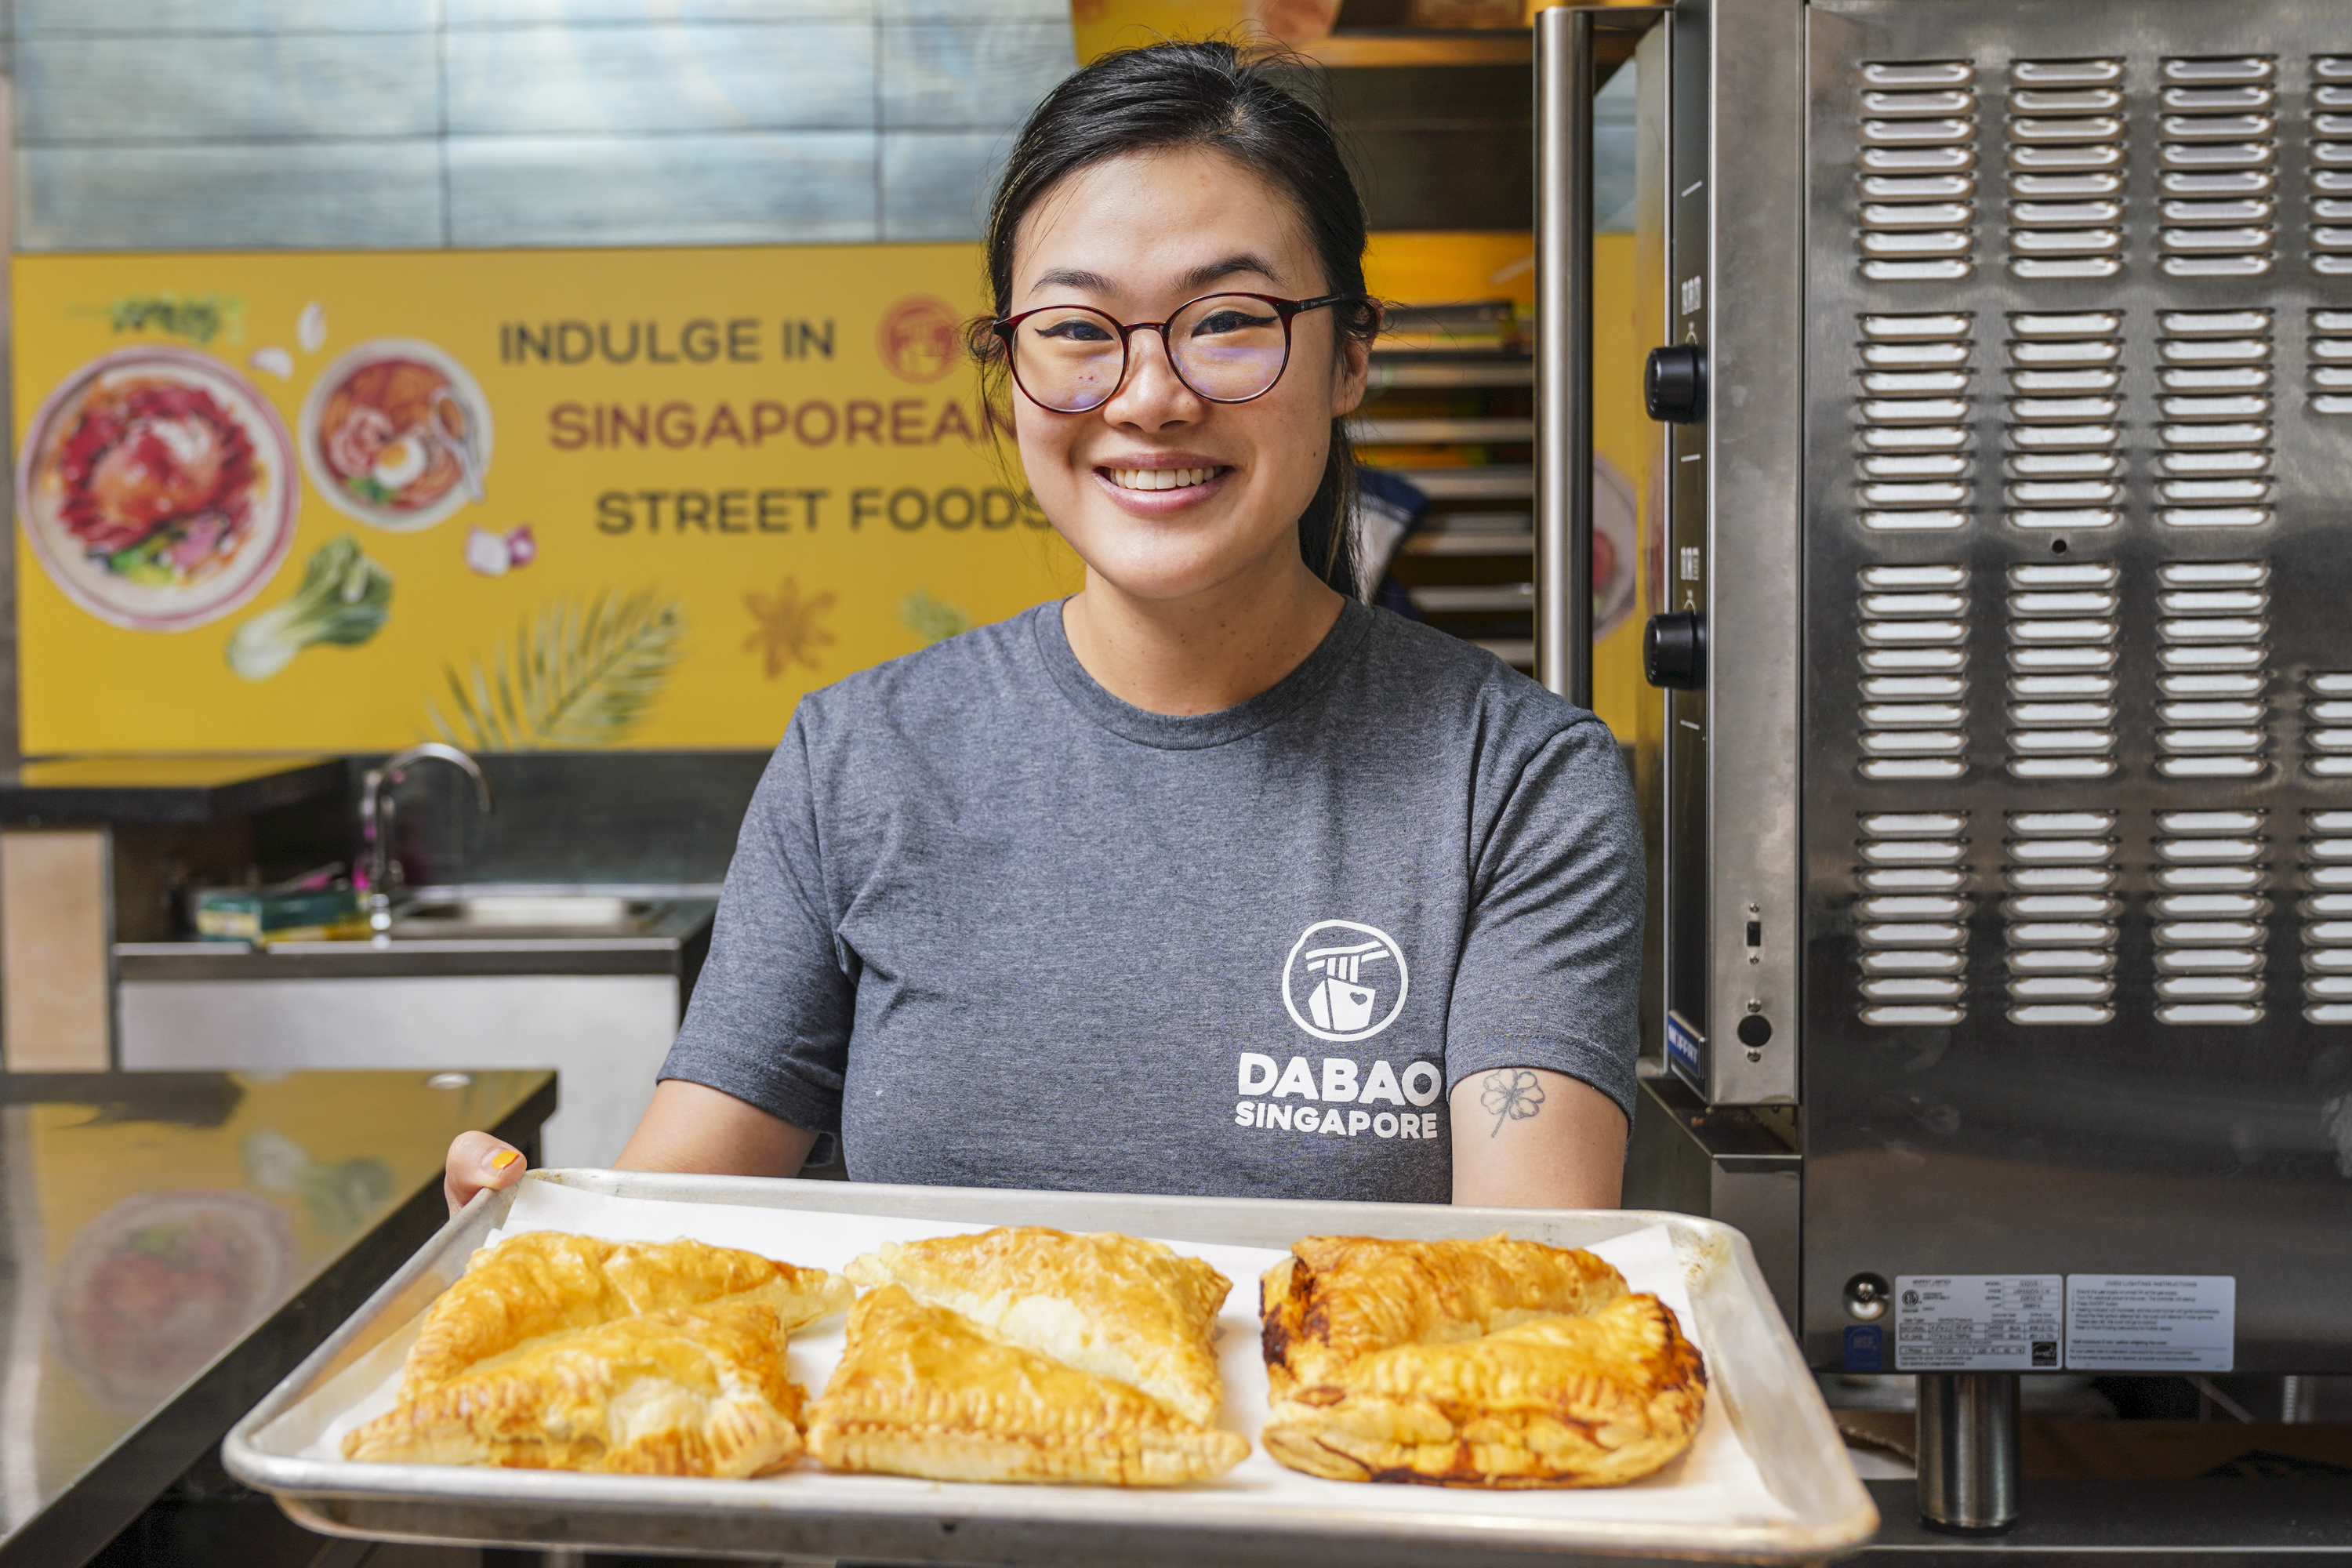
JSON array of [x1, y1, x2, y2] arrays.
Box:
[[489, 1149, 519, 1171]]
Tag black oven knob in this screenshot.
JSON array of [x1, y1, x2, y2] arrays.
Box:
[[1644, 612, 1706, 690], [1645, 345, 1707, 423]]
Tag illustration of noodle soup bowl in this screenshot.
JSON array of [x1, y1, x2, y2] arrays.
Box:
[[18, 347, 298, 631], [299, 339, 492, 531]]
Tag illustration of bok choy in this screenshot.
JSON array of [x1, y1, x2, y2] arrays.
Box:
[[227, 534, 393, 680]]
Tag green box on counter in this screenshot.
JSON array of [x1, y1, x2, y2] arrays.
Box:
[[193, 885, 361, 943]]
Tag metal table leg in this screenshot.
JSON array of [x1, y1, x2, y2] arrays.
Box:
[[1917, 1373, 2019, 1535]]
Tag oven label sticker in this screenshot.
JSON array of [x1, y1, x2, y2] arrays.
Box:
[[1893, 1275, 2063, 1372], [2064, 1276, 2235, 1373], [1664, 1014, 1703, 1081]]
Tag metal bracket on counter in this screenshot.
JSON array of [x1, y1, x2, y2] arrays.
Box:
[[1627, 1063, 1802, 1333]]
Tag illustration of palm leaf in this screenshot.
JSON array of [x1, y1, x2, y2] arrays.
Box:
[[426, 588, 686, 751]]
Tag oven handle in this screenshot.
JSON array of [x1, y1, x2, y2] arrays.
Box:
[[1534, 3, 1594, 708], [1534, 5, 1666, 709]]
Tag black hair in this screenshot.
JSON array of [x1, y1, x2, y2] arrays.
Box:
[[971, 39, 1381, 595]]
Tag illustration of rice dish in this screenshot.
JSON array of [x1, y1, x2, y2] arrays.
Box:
[[17, 347, 297, 630], [53, 377, 260, 586]]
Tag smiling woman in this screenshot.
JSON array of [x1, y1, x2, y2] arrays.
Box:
[[445, 40, 1645, 1216]]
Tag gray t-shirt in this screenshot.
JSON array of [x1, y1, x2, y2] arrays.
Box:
[[661, 598, 1642, 1203]]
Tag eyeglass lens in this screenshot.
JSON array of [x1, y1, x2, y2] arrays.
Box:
[[1011, 294, 1291, 412]]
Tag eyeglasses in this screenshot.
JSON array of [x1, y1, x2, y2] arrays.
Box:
[[993, 292, 1360, 414]]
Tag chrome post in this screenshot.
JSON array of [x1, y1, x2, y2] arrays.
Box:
[[1917, 1372, 2020, 1535], [1535, 4, 1594, 710]]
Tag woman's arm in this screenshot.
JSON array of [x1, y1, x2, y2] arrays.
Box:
[[442, 1081, 820, 1214], [615, 1080, 821, 1176], [1448, 1066, 1628, 1209]]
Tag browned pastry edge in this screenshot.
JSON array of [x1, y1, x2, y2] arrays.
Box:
[[1261, 1293, 1708, 1489]]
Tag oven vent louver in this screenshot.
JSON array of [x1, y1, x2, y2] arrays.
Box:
[[1859, 60, 1979, 281], [2005, 558, 2116, 779], [2302, 807, 2352, 1023], [2154, 558, 2272, 779], [2004, 58, 2125, 279], [2154, 56, 2279, 278], [2153, 809, 2270, 1025], [1857, 313, 1975, 532], [2154, 312, 2275, 527], [2002, 310, 2122, 535], [2308, 309, 2352, 416], [1858, 562, 1970, 779], [2004, 811, 2117, 1025], [2307, 670, 2352, 777], [2310, 58, 2352, 276], [1857, 811, 1970, 1026]]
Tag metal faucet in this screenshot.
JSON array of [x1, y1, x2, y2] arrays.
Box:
[[360, 743, 495, 932]]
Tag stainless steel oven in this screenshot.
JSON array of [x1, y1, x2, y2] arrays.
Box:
[[1539, 0, 2352, 1532]]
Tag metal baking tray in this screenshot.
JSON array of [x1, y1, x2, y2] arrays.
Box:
[[224, 1172, 1878, 1566]]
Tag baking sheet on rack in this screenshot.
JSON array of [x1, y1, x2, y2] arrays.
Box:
[[279, 1181, 1795, 1526]]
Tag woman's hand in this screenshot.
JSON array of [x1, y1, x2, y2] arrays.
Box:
[[440, 1083, 818, 1219], [445, 1130, 530, 1217]]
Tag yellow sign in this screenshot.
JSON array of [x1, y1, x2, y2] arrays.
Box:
[[13, 246, 1083, 753]]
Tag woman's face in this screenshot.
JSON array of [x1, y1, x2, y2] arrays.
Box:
[[1006, 147, 1368, 605]]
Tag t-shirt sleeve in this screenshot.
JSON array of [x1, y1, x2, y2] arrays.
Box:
[[658, 717, 854, 1133], [1443, 718, 1645, 1127]]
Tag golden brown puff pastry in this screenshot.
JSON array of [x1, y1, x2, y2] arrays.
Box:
[[401, 1231, 852, 1403], [345, 1302, 806, 1478], [1260, 1234, 1628, 1399], [806, 1285, 1249, 1487], [844, 1227, 1231, 1425], [1261, 1293, 1708, 1488]]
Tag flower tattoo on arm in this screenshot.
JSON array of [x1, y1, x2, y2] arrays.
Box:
[[1479, 1069, 1545, 1138]]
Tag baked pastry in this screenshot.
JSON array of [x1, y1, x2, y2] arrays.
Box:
[[1261, 1291, 1708, 1487], [844, 1226, 1230, 1425], [345, 1301, 804, 1477], [401, 1231, 852, 1401], [1260, 1234, 1629, 1397], [806, 1285, 1249, 1486]]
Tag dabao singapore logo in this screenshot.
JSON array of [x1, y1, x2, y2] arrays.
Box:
[[1282, 920, 1409, 1043]]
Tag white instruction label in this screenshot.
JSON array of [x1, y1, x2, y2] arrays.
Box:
[[1894, 1275, 2063, 1372], [2065, 1276, 2235, 1372]]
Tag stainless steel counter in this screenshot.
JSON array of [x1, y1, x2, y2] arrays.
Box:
[[116, 895, 716, 982], [0, 1069, 553, 1566], [114, 898, 711, 1168]]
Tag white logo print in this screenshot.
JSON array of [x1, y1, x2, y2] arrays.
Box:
[[1282, 920, 1410, 1043]]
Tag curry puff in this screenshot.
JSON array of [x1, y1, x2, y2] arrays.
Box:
[[807, 1285, 1249, 1486], [1260, 1235, 1706, 1488], [344, 1302, 806, 1477], [842, 1226, 1230, 1425], [345, 1232, 852, 1476], [811, 1227, 1247, 1486]]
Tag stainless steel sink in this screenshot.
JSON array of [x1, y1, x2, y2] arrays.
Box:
[[387, 892, 663, 938]]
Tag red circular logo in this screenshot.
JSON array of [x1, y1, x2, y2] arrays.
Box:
[[877, 296, 964, 384]]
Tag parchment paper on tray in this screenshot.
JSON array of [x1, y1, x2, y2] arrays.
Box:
[[285, 1178, 1795, 1527]]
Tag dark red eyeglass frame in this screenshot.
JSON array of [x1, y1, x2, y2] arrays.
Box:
[[991, 291, 1364, 412]]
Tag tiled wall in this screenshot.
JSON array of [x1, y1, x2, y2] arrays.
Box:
[[5, 0, 1078, 252]]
